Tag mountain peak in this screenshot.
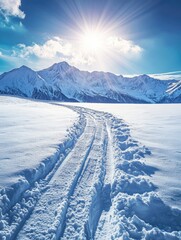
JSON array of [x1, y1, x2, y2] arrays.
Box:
[[140, 74, 149, 78], [16, 65, 37, 75], [19, 65, 32, 71], [50, 61, 71, 71], [0, 62, 180, 103]]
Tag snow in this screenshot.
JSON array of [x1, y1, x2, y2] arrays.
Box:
[[0, 96, 181, 239], [0, 66, 47, 97], [150, 71, 181, 81], [1, 61, 180, 103], [38, 64, 177, 103], [0, 96, 78, 188], [0, 96, 81, 239], [127, 71, 181, 81], [66, 102, 181, 210]]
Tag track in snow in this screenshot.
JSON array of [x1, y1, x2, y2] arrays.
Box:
[[16, 111, 98, 239], [1, 105, 181, 240]]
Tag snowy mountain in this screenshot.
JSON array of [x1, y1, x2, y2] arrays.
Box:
[[0, 65, 75, 101], [162, 80, 181, 103], [0, 61, 180, 103]]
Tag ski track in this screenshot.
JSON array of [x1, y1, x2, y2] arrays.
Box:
[[1, 105, 181, 240], [61, 114, 107, 239]]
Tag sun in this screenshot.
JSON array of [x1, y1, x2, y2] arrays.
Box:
[[80, 29, 106, 54]]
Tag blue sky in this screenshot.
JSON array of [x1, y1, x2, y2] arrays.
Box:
[[0, 0, 181, 75]]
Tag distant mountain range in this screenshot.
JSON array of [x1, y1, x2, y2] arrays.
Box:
[[0, 61, 181, 103]]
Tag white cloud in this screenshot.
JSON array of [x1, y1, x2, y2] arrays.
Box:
[[107, 36, 143, 55], [17, 38, 72, 59], [13, 35, 143, 70], [0, 0, 25, 19], [13, 37, 95, 66]]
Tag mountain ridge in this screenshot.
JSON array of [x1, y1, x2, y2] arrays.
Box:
[[0, 61, 180, 103]]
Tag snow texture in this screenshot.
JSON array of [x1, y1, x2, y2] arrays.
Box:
[[70, 102, 181, 210], [0, 96, 181, 239]]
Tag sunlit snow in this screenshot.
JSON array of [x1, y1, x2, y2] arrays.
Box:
[[0, 96, 181, 239]]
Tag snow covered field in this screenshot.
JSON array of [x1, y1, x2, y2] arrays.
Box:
[[0, 96, 181, 239], [0, 96, 78, 188], [67, 103, 181, 210], [0, 96, 82, 238]]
